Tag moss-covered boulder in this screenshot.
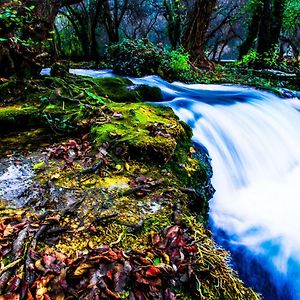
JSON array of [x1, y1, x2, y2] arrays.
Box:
[[0, 105, 40, 133], [91, 103, 185, 163]]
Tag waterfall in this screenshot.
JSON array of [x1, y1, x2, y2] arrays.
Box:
[[63, 69, 300, 299], [130, 76, 300, 300]]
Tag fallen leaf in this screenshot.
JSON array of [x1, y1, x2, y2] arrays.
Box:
[[189, 147, 196, 154], [43, 255, 56, 267], [0, 293, 20, 300], [165, 226, 180, 239], [33, 161, 45, 170], [145, 266, 161, 278], [124, 162, 130, 171], [74, 263, 93, 276], [3, 224, 14, 237], [50, 173, 60, 180]]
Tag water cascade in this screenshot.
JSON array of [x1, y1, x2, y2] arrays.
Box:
[[130, 76, 300, 300]]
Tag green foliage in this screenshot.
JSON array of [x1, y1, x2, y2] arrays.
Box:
[[283, 0, 300, 32], [235, 50, 260, 67], [168, 48, 190, 72], [108, 39, 192, 79], [108, 39, 164, 77], [235, 48, 299, 73], [0, 4, 35, 34]]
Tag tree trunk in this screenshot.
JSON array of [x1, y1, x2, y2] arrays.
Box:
[[0, 0, 81, 78], [257, 0, 285, 55], [239, 2, 263, 59], [182, 0, 217, 65]]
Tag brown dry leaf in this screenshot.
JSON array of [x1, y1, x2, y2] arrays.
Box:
[[43, 255, 56, 267], [165, 226, 180, 239], [55, 251, 67, 262], [3, 224, 14, 237], [35, 275, 54, 300]]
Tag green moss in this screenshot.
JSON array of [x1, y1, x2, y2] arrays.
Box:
[[134, 84, 162, 102], [91, 102, 187, 162], [0, 105, 40, 133]]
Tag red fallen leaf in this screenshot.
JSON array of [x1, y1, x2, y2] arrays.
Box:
[[67, 140, 79, 148], [135, 272, 149, 285], [89, 224, 97, 233], [27, 290, 34, 300], [105, 287, 121, 299], [133, 290, 147, 300], [43, 255, 56, 267], [88, 255, 114, 264], [106, 248, 119, 260], [14, 222, 27, 229], [135, 256, 151, 266], [145, 266, 161, 278], [165, 226, 180, 239], [183, 245, 198, 253], [43, 294, 51, 300], [0, 293, 20, 300], [173, 234, 186, 247], [107, 269, 114, 281]]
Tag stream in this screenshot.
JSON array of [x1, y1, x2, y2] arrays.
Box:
[[3, 69, 300, 299], [132, 75, 300, 299]]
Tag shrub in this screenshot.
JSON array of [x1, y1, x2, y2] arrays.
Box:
[[108, 39, 164, 77], [169, 48, 190, 72], [108, 39, 193, 80]]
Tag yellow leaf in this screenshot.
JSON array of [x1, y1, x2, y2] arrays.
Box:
[[189, 147, 196, 154], [124, 162, 130, 171], [50, 173, 60, 180], [74, 263, 92, 276], [33, 161, 45, 170], [115, 164, 122, 171]]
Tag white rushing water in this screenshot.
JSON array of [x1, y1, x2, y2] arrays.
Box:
[[47, 69, 300, 299], [130, 76, 300, 299]]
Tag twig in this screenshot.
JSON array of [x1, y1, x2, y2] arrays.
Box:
[[94, 213, 119, 225], [0, 258, 22, 276]]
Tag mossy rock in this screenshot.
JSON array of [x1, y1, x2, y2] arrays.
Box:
[[91, 103, 187, 163], [0, 105, 40, 133], [134, 84, 162, 102], [85, 77, 162, 103]]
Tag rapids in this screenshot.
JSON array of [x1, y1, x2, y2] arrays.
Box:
[[130, 75, 300, 300]]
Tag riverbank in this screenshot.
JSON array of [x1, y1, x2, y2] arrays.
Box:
[[0, 74, 260, 298]]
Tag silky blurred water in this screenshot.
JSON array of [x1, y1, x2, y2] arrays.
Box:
[[131, 75, 300, 299]]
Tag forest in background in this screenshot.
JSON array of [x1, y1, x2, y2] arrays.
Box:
[[0, 0, 299, 80]]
